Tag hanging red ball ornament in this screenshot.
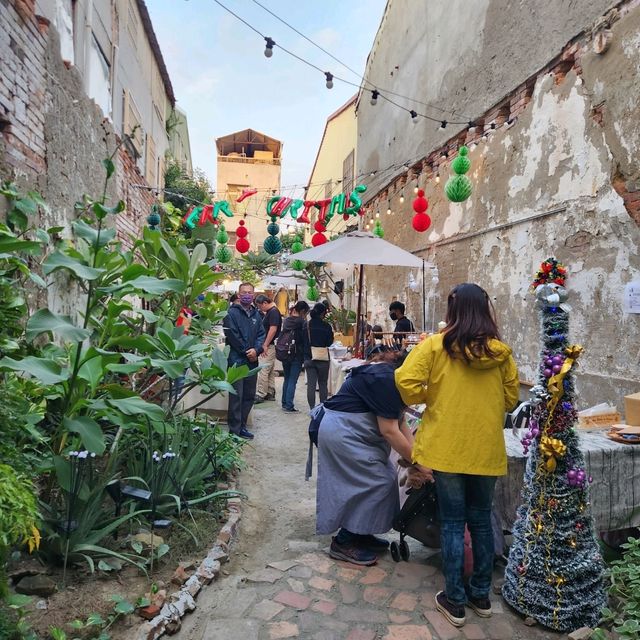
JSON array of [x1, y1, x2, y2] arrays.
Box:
[[235, 237, 250, 253], [314, 220, 327, 233], [412, 189, 429, 214], [236, 220, 248, 238], [311, 232, 327, 246], [412, 212, 431, 232]]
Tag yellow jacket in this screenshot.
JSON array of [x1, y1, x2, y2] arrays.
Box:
[[395, 333, 519, 476]]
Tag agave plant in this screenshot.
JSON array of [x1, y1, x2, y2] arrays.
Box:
[[239, 250, 278, 275]]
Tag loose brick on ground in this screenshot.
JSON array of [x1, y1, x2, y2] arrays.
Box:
[[274, 590, 312, 610]]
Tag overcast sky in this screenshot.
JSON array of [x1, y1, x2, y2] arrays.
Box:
[[146, 0, 386, 196]]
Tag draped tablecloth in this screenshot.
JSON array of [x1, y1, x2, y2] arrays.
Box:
[[328, 357, 366, 396], [495, 430, 640, 533]]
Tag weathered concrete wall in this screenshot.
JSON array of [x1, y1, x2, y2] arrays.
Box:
[[359, 2, 640, 411]]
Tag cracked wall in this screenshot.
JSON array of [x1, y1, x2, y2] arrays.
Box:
[[359, 2, 640, 410]]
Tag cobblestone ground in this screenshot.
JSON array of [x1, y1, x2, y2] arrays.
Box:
[[177, 379, 568, 640]]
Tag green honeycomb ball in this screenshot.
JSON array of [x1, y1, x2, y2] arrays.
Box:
[[216, 223, 229, 244], [445, 175, 473, 202], [267, 221, 280, 236], [263, 235, 282, 255], [291, 240, 304, 254], [452, 147, 471, 175], [307, 286, 319, 301], [214, 244, 232, 263], [291, 259, 306, 271]]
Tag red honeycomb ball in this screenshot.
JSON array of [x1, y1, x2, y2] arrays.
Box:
[[412, 212, 431, 232]]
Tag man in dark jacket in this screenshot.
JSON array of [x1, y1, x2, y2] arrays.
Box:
[[223, 283, 265, 439]]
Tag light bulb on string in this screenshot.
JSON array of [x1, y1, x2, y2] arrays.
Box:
[[399, 192, 405, 204], [410, 110, 419, 123], [468, 121, 476, 133], [375, 211, 380, 218], [440, 151, 447, 161], [325, 72, 334, 89], [370, 90, 379, 106], [435, 173, 440, 184], [264, 37, 275, 58], [386, 201, 392, 215]]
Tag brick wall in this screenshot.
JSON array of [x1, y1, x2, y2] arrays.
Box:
[[1, 0, 159, 250]]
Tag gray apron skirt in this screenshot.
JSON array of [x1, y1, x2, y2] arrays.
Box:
[[316, 407, 399, 535]]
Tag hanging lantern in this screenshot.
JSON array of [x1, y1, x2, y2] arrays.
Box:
[[307, 275, 319, 301], [291, 259, 306, 272], [147, 204, 161, 230], [373, 219, 384, 238], [263, 217, 282, 255], [445, 146, 473, 203], [235, 220, 250, 253], [411, 189, 431, 232], [291, 234, 304, 254], [214, 223, 232, 263], [311, 220, 327, 247]]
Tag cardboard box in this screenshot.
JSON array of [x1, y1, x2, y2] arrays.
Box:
[[625, 392, 640, 426]]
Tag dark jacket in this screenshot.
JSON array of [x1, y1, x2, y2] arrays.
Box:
[[306, 317, 334, 360], [223, 303, 266, 368], [282, 315, 309, 362]]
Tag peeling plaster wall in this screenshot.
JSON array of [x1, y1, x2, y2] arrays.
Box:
[[360, 3, 640, 410]]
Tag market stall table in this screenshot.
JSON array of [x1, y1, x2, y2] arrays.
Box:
[[328, 357, 365, 396], [495, 430, 640, 533]]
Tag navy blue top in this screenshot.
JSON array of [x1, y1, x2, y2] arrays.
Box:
[[324, 363, 404, 419], [223, 303, 266, 368]]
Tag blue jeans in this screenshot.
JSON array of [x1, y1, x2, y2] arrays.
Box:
[[434, 471, 497, 605], [282, 360, 303, 410]]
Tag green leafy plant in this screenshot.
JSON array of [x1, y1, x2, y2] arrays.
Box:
[[595, 535, 640, 640], [66, 594, 135, 640]]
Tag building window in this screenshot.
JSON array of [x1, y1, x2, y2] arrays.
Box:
[[342, 150, 355, 195], [152, 68, 165, 123], [127, 0, 139, 50], [88, 34, 111, 116], [146, 135, 156, 186], [123, 90, 143, 155]]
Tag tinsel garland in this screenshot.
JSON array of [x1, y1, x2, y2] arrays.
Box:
[[502, 261, 606, 632]]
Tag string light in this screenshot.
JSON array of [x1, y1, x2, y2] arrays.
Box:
[[386, 200, 392, 215], [410, 110, 419, 123], [435, 173, 440, 184], [440, 151, 447, 161], [468, 121, 476, 133], [375, 211, 380, 218], [399, 192, 405, 204], [264, 36, 275, 57], [325, 72, 334, 89], [370, 90, 379, 106]]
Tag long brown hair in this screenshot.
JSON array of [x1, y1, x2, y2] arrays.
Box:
[[442, 283, 500, 363]]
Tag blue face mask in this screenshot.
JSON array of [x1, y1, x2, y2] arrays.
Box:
[[239, 293, 254, 306]]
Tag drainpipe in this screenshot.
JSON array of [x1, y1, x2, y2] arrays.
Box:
[[82, 0, 94, 95]]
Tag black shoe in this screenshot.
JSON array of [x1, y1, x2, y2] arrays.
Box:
[[353, 534, 390, 551], [265, 393, 276, 401], [328, 538, 377, 566], [254, 396, 266, 404], [435, 591, 466, 627], [236, 428, 254, 440], [466, 594, 492, 618], [282, 407, 299, 412]]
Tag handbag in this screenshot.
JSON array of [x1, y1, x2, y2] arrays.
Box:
[[311, 346, 329, 361], [308, 324, 329, 361]]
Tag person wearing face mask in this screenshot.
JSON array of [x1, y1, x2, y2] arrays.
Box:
[[389, 301, 414, 347], [223, 283, 265, 440]]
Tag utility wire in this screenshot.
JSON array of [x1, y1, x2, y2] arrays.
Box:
[[211, 0, 471, 126], [248, 0, 471, 120]]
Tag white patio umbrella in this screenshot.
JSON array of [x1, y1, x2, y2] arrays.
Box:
[[293, 231, 431, 354], [260, 271, 309, 289]]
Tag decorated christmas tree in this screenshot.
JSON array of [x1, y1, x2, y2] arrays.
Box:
[[502, 258, 606, 632]]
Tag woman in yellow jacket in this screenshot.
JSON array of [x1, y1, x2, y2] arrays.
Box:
[[395, 283, 519, 628]]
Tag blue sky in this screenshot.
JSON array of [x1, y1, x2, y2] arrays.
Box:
[[146, 0, 387, 195]]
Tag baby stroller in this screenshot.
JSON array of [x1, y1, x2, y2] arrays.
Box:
[[390, 481, 440, 562]]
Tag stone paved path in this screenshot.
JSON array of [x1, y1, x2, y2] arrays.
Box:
[[177, 379, 568, 640]]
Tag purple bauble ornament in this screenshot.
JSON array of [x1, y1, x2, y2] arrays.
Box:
[[543, 368, 553, 378], [552, 355, 563, 365], [552, 364, 562, 374], [545, 358, 553, 367], [567, 469, 577, 480]]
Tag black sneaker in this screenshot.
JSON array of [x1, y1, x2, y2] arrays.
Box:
[[254, 396, 266, 404], [353, 534, 390, 551], [466, 594, 492, 618], [329, 538, 377, 566], [265, 393, 276, 401], [237, 428, 254, 440], [435, 591, 466, 627], [282, 407, 299, 413]]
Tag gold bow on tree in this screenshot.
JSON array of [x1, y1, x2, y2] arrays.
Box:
[[543, 344, 584, 428], [540, 436, 567, 472]]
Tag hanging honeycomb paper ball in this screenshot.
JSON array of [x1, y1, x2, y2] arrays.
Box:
[[147, 205, 161, 230], [412, 189, 429, 214], [291, 235, 304, 254], [216, 222, 229, 244], [307, 276, 319, 301], [236, 220, 248, 238], [445, 146, 473, 203], [373, 219, 384, 238], [291, 259, 306, 271], [445, 175, 473, 202], [312, 220, 327, 246], [263, 234, 282, 255], [215, 244, 232, 263], [267, 221, 280, 236], [451, 146, 471, 175], [235, 237, 250, 253], [412, 212, 432, 232]]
